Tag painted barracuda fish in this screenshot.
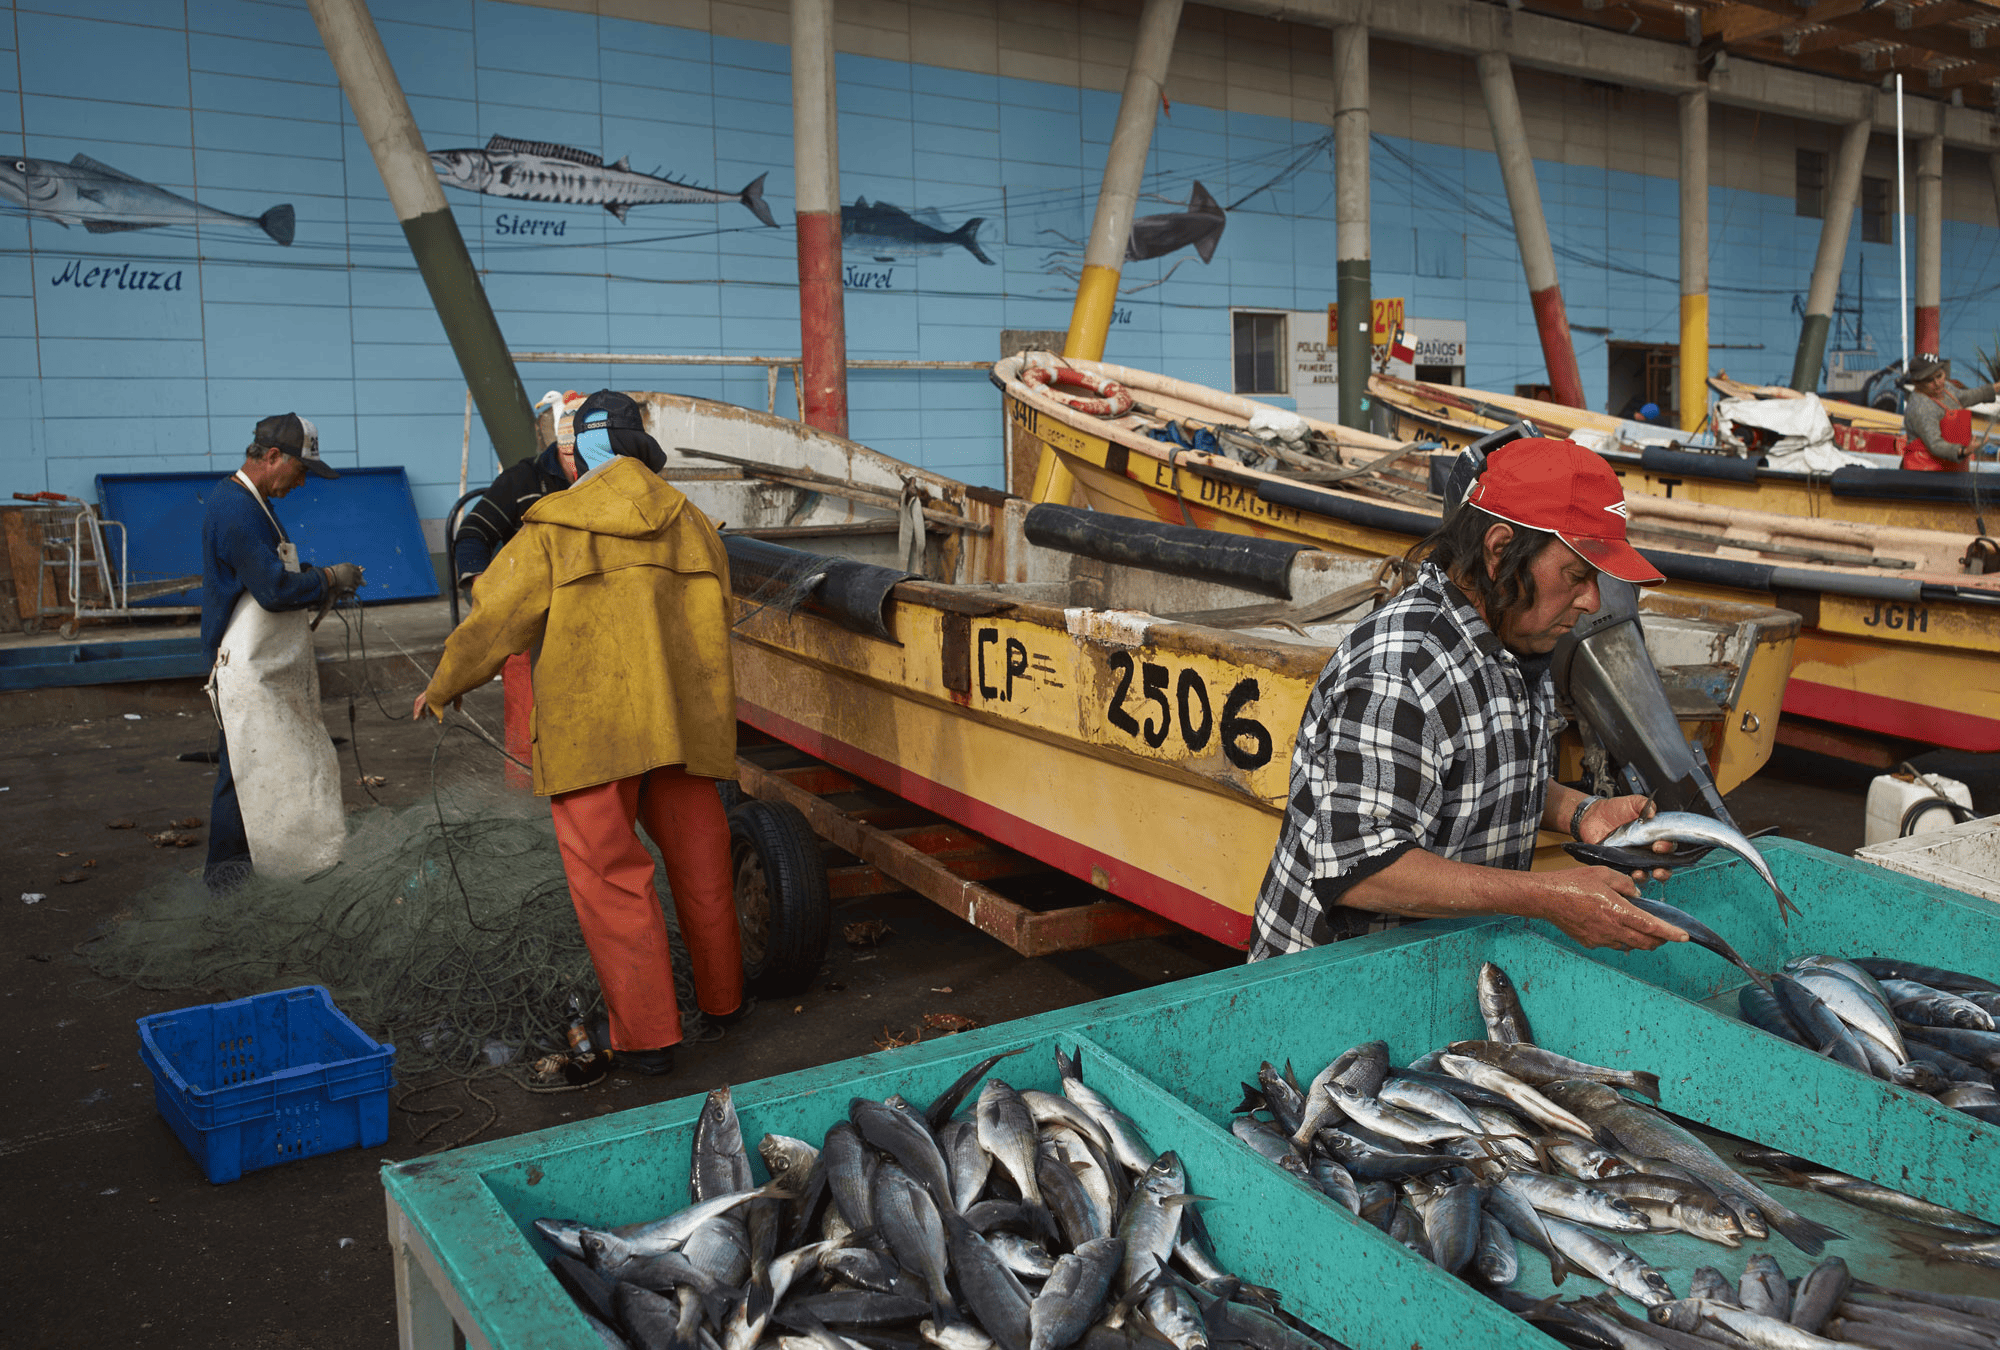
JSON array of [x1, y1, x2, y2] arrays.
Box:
[[428, 135, 775, 226], [1127, 181, 1224, 263], [0, 153, 293, 244], [843, 197, 993, 264]]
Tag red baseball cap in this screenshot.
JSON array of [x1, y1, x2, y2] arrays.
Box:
[[1463, 438, 1663, 585]]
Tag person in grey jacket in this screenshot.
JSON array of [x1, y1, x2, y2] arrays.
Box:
[[1900, 354, 1997, 472]]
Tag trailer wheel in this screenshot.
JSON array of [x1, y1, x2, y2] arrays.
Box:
[[728, 800, 830, 995]]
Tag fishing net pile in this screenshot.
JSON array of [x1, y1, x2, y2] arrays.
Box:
[[80, 773, 703, 1080]]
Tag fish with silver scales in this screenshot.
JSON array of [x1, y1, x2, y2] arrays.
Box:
[[1221, 959, 2000, 1345], [537, 1070, 1356, 1350]]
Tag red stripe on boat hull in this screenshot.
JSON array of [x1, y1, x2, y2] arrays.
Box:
[[1783, 678, 2000, 753]]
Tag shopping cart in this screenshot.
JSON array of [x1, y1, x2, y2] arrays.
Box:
[[7, 492, 200, 639]]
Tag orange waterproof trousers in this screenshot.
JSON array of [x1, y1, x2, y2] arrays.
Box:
[[548, 766, 744, 1051]]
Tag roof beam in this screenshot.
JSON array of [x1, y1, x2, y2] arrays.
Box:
[[1197, 0, 1997, 146]]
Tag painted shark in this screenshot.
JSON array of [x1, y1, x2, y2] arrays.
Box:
[[428, 135, 775, 226], [842, 198, 993, 264], [1127, 181, 1225, 263], [0, 153, 294, 244]]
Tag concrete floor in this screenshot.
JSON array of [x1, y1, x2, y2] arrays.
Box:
[[0, 604, 1931, 1347]]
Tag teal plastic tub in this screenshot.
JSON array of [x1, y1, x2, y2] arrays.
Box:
[[382, 840, 2000, 1348]]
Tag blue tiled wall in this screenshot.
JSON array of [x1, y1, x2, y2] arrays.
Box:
[[2, 0, 1996, 525]]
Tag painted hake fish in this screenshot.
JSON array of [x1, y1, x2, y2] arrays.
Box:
[[0, 153, 293, 244], [1126, 181, 1226, 264], [843, 198, 993, 264], [428, 135, 776, 225]]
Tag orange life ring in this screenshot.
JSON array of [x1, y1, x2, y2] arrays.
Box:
[[1022, 364, 1135, 418]]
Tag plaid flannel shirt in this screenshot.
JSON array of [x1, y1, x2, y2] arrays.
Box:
[[1248, 563, 1562, 961]]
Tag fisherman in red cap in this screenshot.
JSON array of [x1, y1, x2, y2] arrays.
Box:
[[1250, 438, 1689, 959]]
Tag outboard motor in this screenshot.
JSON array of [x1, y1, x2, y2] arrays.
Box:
[[1550, 574, 1737, 827], [1437, 420, 1542, 509]]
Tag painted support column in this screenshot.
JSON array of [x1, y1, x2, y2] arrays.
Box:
[[1915, 133, 1942, 357], [1790, 109, 1874, 392], [1677, 88, 1708, 435], [306, 0, 537, 468], [1333, 23, 1372, 430], [791, 0, 849, 437], [1064, 0, 1184, 363], [1474, 52, 1585, 409]]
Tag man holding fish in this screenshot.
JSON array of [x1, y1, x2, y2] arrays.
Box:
[[1251, 439, 1689, 958]]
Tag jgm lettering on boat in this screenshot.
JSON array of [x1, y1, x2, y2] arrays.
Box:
[[1862, 602, 1929, 632]]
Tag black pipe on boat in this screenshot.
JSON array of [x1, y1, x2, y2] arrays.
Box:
[[722, 534, 915, 642], [1639, 444, 1761, 483], [1830, 467, 2000, 503], [1023, 503, 1308, 599], [1254, 480, 1440, 539]]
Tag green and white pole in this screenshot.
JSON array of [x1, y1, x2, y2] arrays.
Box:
[[1790, 107, 1874, 394], [306, 0, 538, 468], [1333, 23, 1371, 430]]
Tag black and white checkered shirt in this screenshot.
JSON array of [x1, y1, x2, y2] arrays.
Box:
[[1248, 563, 1563, 961]]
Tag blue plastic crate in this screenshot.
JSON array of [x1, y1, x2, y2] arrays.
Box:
[[137, 986, 396, 1184]]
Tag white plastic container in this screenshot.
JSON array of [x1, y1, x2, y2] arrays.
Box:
[[1856, 813, 2000, 904], [1863, 771, 1975, 847]]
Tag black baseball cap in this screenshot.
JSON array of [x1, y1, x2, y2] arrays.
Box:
[[252, 412, 337, 479], [572, 390, 644, 436]]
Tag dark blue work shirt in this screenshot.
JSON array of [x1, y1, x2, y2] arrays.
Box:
[[200, 475, 326, 661]]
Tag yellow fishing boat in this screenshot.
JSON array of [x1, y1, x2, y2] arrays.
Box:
[[1371, 373, 1999, 538], [996, 354, 2000, 754], [540, 392, 1800, 962], [723, 496, 1797, 952]]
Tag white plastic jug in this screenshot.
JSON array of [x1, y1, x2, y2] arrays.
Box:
[[1863, 771, 1975, 847]]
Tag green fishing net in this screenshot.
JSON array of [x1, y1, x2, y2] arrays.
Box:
[[80, 762, 704, 1083]]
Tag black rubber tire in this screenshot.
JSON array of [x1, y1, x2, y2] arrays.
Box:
[[727, 799, 830, 996], [716, 779, 745, 813]]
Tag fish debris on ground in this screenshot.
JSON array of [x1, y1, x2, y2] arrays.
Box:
[[535, 1050, 1352, 1350]]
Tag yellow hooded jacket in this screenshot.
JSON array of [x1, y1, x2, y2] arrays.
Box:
[[423, 456, 737, 796]]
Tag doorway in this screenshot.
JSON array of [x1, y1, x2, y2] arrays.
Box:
[[1607, 342, 1677, 424]]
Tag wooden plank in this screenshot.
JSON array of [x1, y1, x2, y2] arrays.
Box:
[[2, 509, 44, 623], [735, 755, 1173, 956], [769, 763, 865, 796]]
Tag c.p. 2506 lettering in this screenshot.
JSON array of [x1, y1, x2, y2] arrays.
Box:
[[1105, 651, 1272, 770]]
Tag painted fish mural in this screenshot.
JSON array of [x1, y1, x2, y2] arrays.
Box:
[[1127, 181, 1224, 263], [428, 135, 775, 226], [0, 153, 294, 244], [843, 197, 993, 264]]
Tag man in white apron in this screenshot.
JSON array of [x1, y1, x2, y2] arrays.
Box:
[[199, 413, 364, 891]]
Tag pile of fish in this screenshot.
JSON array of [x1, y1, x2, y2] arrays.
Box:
[[1227, 960, 2000, 1344], [1737, 955, 2000, 1129], [1512, 1251, 2000, 1348], [534, 1049, 1349, 1350], [1734, 1148, 2000, 1272], [1229, 962, 1843, 1317]]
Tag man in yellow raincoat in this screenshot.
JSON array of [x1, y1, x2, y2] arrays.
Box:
[[414, 391, 743, 1075]]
